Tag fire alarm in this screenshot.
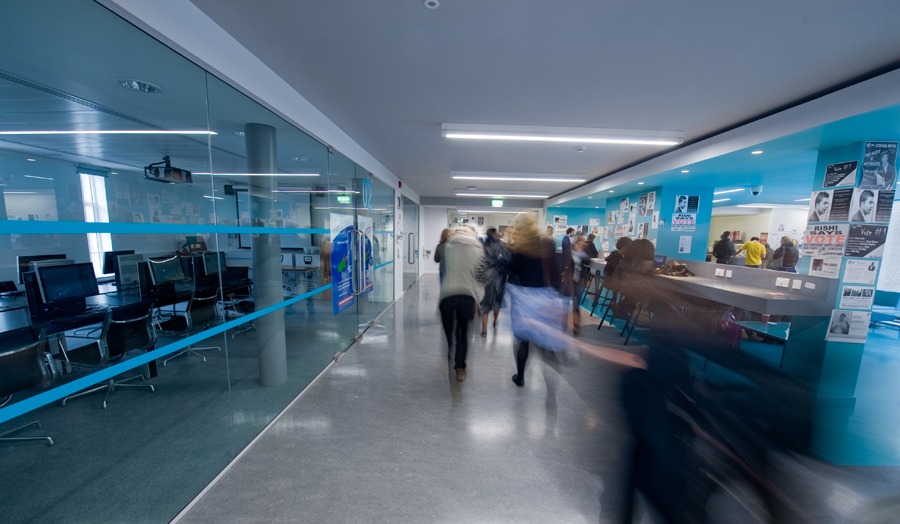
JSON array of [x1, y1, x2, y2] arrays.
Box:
[[398, 181, 402, 188]]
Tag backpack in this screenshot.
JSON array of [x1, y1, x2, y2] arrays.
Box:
[[712, 239, 727, 259]]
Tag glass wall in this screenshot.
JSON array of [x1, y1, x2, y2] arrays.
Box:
[[0, 1, 394, 522], [402, 195, 419, 290]]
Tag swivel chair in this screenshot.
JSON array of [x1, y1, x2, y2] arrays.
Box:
[[158, 286, 222, 366], [0, 324, 56, 446], [60, 300, 157, 408]]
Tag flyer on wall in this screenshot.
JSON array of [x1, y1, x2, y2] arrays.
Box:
[[671, 213, 696, 231], [845, 224, 888, 258], [839, 285, 875, 310], [827, 188, 854, 222], [607, 211, 617, 224], [330, 212, 356, 315], [627, 216, 635, 235], [802, 224, 847, 257], [652, 212, 659, 229], [848, 189, 894, 223], [614, 225, 625, 238], [674, 195, 699, 214], [637, 222, 648, 239], [605, 225, 614, 238], [630, 203, 637, 215], [843, 259, 879, 284], [808, 256, 842, 278], [823, 160, 859, 188], [860, 141, 898, 190], [553, 215, 567, 226], [601, 241, 609, 251], [619, 197, 629, 213], [617, 213, 625, 225], [807, 190, 834, 222], [825, 310, 871, 344], [638, 193, 651, 217], [678, 235, 692, 254], [589, 218, 600, 226]]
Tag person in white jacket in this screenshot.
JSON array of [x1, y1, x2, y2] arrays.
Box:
[[439, 226, 489, 381]]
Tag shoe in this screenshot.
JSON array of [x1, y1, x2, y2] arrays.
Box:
[[456, 368, 466, 381], [511, 374, 524, 387], [481, 330, 487, 337]]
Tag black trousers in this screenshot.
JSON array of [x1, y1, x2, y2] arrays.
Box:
[[439, 295, 475, 370]]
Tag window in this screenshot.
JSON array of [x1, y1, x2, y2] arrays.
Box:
[[80, 173, 112, 276]]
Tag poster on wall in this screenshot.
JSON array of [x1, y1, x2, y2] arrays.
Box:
[[555, 225, 568, 235], [638, 193, 649, 217], [808, 190, 833, 222], [808, 256, 842, 278], [827, 188, 854, 221], [652, 212, 659, 229], [860, 141, 898, 190], [630, 203, 637, 215], [358, 215, 374, 295], [802, 224, 847, 256], [674, 195, 699, 214], [627, 216, 635, 235], [845, 224, 888, 258], [554, 215, 567, 226], [128, 186, 145, 206], [614, 226, 625, 238], [671, 213, 696, 231], [825, 309, 870, 343], [330, 212, 356, 315], [601, 241, 609, 251], [843, 259, 879, 284], [148, 205, 162, 223], [678, 235, 692, 254], [732, 230, 741, 242], [759, 233, 768, 243], [607, 211, 617, 224], [848, 189, 894, 223], [617, 213, 626, 225], [115, 183, 128, 206], [161, 187, 179, 205], [605, 225, 614, 238], [591, 226, 601, 236], [619, 197, 629, 213], [824, 160, 858, 188], [637, 222, 648, 239], [589, 218, 600, 226], [839, 286, 875, 310]]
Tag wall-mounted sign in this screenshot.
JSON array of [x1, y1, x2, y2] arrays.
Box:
[[491, 199, 503, 207], [337, 195, 351, 204]]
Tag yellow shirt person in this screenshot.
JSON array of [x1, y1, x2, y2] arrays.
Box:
[[735, 237, 766, 268], [735, 237, 766, 267]]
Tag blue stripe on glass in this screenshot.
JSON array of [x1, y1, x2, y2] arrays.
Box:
[[0, 283, 332, 424], [374, 260, 394, 270], [0, 220, 328, 235]]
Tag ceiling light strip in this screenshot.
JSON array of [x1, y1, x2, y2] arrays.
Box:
[[0, 130, 217, 135], [713, 188, 745, 195], [452, 176, 586, 182], [445, 133, 679, 146], [455, 193, 549, 198]]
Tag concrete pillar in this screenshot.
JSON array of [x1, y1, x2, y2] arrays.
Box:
[[246, 123, 287, 387]]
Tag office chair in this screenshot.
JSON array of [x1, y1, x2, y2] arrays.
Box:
[[221, 266, 255, 339], [60, 301, 157, 409], [158, 286, 222, 366], [0, 324, 56, 446]]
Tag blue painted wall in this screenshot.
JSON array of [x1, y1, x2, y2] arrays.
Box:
[[656, 185, 715, 262]]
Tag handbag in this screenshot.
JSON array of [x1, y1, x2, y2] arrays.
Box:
[[503, 284, 569, 351]]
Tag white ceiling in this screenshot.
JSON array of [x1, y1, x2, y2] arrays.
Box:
[[187, 0, 900, 199]]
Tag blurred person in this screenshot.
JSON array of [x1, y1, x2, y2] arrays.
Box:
[[735, 236, 766, 268], [433, 228, 452, 283], [712, 231, 735, 264], [569, 235, 591, 335], [545, 225, 554, 237], [772, 235, 799, 272], [439, 225, 489, 381], [761, 242, 774, 268], [584, 233, 600, 259], [561, 227, 575, 258], [604, 236, 633, 277], [479, 227, 510, 336], [608, 238, 656, 318]]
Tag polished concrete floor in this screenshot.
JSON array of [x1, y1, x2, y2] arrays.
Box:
[[175, 276, 900, 524]]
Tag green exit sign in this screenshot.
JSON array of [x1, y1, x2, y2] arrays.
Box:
[[491, 199, 504, 207], [337, 195, 351, 203]]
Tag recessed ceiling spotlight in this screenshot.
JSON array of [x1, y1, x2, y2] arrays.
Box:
[[681, 169, 689, 173], [638, 182, 644, 185], [467, 186, 477, 190], [115, 79, 162, 93], [609, 190, 614, 193], [424, 0, 439, 8], [575, 147, 585, 153], [110, 172, 117, 174], [232, 131, 245, 137], [751, 150, 763, 154], [26, 158, 36, 162], [594, 206, 599, 209], [588, 196, 592, 199], [290, 156, 300, 161]]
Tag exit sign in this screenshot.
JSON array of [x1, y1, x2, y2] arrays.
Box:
[[337, 195, 351, 203], [491, 199, 503, 207]]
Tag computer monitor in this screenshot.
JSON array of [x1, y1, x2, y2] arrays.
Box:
[[653, 255, 668, 270], [102, 250, 135, 275], [35, 263, 99, 304], [203, 252, 227, 276], [148, 255, 186, 285], [16, 254, 66, 284], [115, 254, 144, 290]]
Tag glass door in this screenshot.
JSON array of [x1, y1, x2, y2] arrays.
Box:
[[355, 166, 394, 329], [402, 196, 419, 290]]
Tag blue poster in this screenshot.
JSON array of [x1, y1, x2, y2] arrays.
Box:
[[331, 213, 355, 315], [359, 215, 374, 295]]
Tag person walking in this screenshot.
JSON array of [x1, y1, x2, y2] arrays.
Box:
[[734, 236, 766, 268], [772, 236, 800, 272], [433, 228, 452, 283], [712, 231, 735, 264], [570, 235, 591, 335], [480, 227, 510, 336], [439, 225, 489, 381]]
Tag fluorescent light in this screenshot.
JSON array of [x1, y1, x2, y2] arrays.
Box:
[[713, 188, 744, 195], [712, 198, 730, 203], [451, 171, 586, 182], [751, 150, 763, 154], [0, 130, 216, 135], [194, 173, 319, 177], [23, 175, 53, 180], [441, 124, 683, 146], [203, 195, 224, 200], [4, 191, 35, 194], [455, 193, 548, 198], [794, 198, 811, 202], [273, 190, 358, 193], [314, 207, 387, 210], [456, 209, 528, 214], [736, 204, 807, 209]]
